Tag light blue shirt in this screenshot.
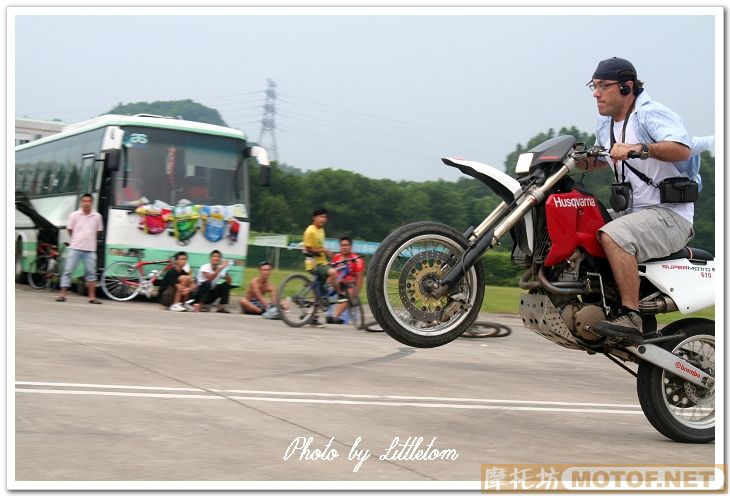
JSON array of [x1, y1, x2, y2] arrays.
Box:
[[595, 90, 713, 191]]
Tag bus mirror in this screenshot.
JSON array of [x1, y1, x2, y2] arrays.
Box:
[[246, 145, 271, 187], [101, 126, 124, 151], [260, 165, 271, 187], [245, 145, 270, 166], [104, 149, 121, 172]]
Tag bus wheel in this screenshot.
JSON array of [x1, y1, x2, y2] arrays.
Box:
[[15, 238, 25, 283]]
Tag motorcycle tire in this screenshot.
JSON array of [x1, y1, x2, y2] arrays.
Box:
[[636, 318, 715, 443], [366, 221, 485, 348]]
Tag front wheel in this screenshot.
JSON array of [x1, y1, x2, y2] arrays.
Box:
[[637, 319, 715, 443], [101, 261, 142, 301], [348, 296, 366, 330], [366, 221, 485, 348], [278, 274, 318, 328]]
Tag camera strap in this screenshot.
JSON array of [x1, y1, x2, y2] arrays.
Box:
[[609, 100, 638, 184]]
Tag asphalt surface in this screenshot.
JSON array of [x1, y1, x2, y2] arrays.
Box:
[[13, 284, 716, 488]]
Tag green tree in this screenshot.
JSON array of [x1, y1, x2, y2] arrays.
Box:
[[105, 99, 227, 126]]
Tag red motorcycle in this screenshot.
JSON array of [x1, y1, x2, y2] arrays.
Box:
[[367, 136, 715, 443]]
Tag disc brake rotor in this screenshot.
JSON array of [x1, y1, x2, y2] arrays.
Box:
[[398, 249, 457, 321], [672, 346, 715, 406]]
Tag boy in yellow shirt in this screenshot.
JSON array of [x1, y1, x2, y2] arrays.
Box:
[[303, 207, 338, 291]]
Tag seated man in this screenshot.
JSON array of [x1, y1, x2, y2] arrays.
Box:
[[159, 251, 197, 312], [196, 249, 232, 313], [239, 261, 278, 315]]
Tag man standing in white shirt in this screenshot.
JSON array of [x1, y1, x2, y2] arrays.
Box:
[[57, 194, 104, 304], [195, 249, 232, 313]]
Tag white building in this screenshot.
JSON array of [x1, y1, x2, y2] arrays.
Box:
[[15, 117, 66, 146]]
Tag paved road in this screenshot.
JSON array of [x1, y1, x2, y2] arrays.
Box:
[[13, 284, 715, 487]]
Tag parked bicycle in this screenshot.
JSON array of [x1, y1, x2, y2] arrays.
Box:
[[101, 257, 175, 301], [278, 256, 365, 330], [28, 242, 68, 290]]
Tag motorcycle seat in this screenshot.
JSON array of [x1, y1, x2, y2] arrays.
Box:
[[646, 246, 714, 263]]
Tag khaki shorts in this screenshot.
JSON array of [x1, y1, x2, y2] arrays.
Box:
[[598, 206, 694, 263]]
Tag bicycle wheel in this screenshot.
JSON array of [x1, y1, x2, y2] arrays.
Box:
[[460, 321, 512, 338], [278, 274, 318, 327], [101, 261, 142, 301], [348, 297, 366, 330], [28, 255, 52, 290]]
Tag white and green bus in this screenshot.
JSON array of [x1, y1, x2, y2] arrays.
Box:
[[15, 114, 270, 288]]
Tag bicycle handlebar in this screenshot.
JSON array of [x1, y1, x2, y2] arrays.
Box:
[[329, 255, 366, 268]]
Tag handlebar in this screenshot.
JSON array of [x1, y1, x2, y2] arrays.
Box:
[[329, 255, 365, 268], [576, 146, 610, 159], [573, 146, 643, 160]]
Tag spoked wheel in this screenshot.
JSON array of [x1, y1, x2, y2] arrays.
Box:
[[366, 221, 485, 348], [637, 319, 715, 443], [101, 261, 142, 301], [348, 296, 366, 330], [28, 256, 53, 290], [278, 274, 318, 328]]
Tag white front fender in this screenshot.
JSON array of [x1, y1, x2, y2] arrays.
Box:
[[442, 157, 533, 253]]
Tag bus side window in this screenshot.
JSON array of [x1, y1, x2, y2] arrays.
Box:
[[79, 154, 95, 194]]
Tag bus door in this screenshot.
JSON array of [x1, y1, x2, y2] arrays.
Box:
[[78, 153, 107, 272]]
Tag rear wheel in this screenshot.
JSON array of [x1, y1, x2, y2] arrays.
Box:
[[101, 261, 142, 301], [366, 221, 485, 348], [28, 256, 52, 290], [278, 274, 318, 328], [637, 319, 715, 443]]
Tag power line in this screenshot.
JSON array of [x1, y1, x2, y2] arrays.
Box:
[[277, 91, 517, 149], [277, 107, 501, 162]]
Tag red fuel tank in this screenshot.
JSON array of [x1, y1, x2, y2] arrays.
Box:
[[544, 191, 607, 266]]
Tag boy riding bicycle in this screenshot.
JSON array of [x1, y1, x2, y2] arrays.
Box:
[[302, 207, 343, 326]]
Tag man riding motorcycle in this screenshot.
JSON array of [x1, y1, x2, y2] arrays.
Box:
[[585, 57, 712, 342]]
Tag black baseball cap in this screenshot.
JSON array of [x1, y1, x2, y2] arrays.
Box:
[[591, 57, 637, 82]]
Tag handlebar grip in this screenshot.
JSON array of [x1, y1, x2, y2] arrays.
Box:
[[627, 150, 641, 159]]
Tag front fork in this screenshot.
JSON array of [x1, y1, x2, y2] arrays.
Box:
[[430, 158, 577, 297]]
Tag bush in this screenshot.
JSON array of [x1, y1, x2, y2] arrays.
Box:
[[482, 251, 523, 287]]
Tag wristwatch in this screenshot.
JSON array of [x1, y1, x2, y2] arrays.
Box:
[[639, 143, 650, 160]]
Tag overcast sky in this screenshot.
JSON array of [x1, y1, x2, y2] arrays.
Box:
[[13, 8, 718, 181]]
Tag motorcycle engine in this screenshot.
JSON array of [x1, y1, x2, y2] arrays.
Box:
[[559, 302, 605, 341], [554, 250, 583, 282]]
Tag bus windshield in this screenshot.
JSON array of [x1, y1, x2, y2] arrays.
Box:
[[113, 126, 247, 208]]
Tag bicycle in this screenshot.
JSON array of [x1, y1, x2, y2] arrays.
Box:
[[100, 257, 175, 301], [27, 242, 67, 290], [278, 256, 366, 330]]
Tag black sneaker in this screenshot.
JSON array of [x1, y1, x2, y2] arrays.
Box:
[[591, 307, 643, 342]]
